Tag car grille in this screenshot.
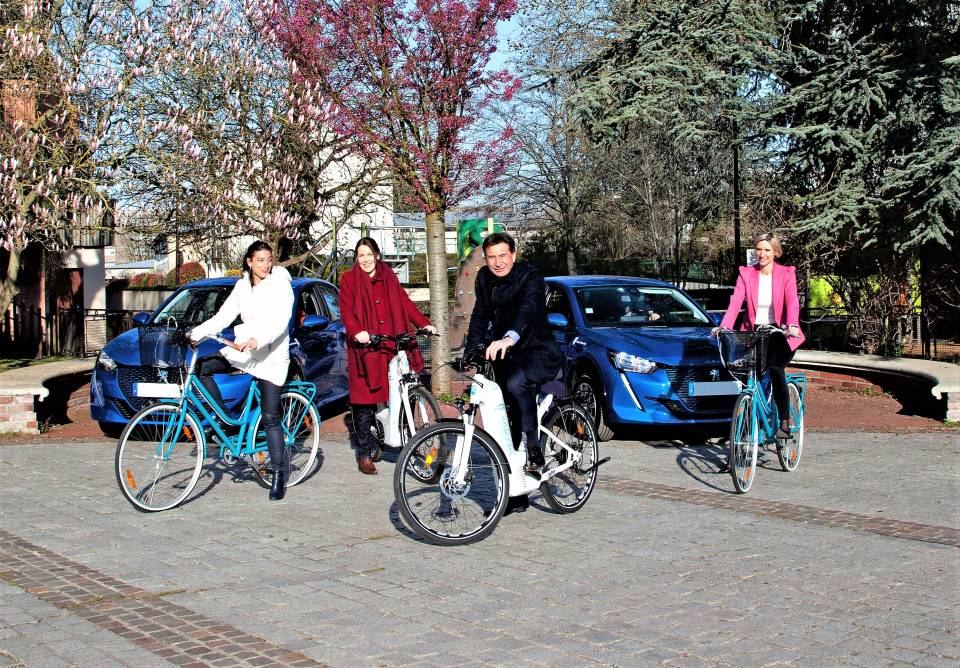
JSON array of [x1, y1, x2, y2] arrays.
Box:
[[661, 366, 736, 415], [117, 366, 179, 412]]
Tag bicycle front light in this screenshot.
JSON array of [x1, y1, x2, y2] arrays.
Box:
[[610, 351, 657, 374], [96, 352, 117, 372]]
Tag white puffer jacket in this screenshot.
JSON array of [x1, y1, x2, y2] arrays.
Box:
[[191, 266, 294, 386]]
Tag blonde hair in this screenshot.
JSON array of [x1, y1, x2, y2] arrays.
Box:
[[753, 232, 783, 258]]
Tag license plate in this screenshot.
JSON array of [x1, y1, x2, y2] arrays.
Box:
[[134, 382, 182, 398], [688, 381, 739, 397]]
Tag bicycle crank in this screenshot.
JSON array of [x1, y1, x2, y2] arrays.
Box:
[[578, 456, 611, 475]]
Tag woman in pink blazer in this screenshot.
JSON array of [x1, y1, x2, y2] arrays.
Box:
[[713, 232, 805, 437]]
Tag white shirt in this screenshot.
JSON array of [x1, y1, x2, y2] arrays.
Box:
[[755, 272, 773, 326], [191, 266, 294, 386]]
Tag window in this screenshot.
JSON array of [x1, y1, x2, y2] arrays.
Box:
[[153, 286, 232, 327], [317, 284, 341, 321], [545, 287, 574, 326]]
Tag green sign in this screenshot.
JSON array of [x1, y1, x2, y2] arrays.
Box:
[[457, 218, 503, 259]]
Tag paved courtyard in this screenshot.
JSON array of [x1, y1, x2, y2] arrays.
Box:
[[0, 427, 957, 667]]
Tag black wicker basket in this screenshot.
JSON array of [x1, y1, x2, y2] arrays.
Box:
[[138, 326, 186, 369], [719, 330, 770, 373]]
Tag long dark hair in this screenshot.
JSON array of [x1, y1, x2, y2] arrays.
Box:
[[243, 240, 273, 283], [354, 236, 381, 260]]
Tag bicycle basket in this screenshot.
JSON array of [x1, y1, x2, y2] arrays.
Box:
[[138, 325, 186, 369], [719, 330, 770, 373]]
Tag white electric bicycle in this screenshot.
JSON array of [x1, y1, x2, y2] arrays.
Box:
[[393, 354, 608, 546], [366, 330, 442, 474]]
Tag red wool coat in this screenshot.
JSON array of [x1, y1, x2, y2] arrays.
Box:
[[338, 263, 430, 403]]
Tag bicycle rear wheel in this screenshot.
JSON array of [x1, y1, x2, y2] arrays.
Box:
[[394, 423, 509, 546], [540, 404, 599, 513], [729, 394, 758, 493], [401, 386, 446, 483], [777, 382, 804, 472], [115, 404, 204, 512], [251, 391, 321, 487]]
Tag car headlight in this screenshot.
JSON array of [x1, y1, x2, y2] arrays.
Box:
[[96, 352, 117, 372], [610, 351, 657, 374]]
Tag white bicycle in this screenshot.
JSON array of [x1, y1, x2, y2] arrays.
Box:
[[366, 330, 442, 477], [393, 354, 608, 546]]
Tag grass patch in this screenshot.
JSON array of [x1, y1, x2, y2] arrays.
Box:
[[0, 356, 74, 374]]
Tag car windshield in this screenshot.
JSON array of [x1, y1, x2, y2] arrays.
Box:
[[574, 285, 710, 327], [152, 285, 234, 327]]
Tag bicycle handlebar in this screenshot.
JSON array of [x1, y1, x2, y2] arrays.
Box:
[[367, 328, 437, 347]]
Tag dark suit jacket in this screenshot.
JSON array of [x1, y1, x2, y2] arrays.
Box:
[[465, 261, 562, 384]]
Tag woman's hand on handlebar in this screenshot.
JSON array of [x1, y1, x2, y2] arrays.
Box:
[[421, 325, 437, 336], [787, 324, 801, 338], [710, 326, 729, 338], [354, 331, 371, 345]]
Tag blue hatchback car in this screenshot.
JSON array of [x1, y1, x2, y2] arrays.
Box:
[[91, 276, 349, 436], [544, 276, 737, 439]]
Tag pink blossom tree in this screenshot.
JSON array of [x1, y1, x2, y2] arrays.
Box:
[[271, 0, 521, 390]]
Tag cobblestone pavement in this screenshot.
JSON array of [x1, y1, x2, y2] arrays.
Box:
[[0, 429, 957, 667]]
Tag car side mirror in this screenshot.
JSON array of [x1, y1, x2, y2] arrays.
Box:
[[547, 312, 569, 329], [300, 314, 331, 330], [132, 312, 151, 326]]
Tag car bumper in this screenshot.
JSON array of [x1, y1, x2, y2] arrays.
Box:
[[90, 367, 254, 425], [600, 366, 736, 426]]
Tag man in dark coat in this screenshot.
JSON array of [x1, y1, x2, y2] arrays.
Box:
[[465, 232, 563, 476]]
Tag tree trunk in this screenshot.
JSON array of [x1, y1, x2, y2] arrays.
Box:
[[0, 245, 22, 320], [425, 210, 451, 393]]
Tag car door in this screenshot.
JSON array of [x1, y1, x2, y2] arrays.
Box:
[[315, 283, 349, 397], [293, 284, 333, 398], [545, 284, 578, 372]]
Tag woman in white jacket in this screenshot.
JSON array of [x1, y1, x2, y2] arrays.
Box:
[[190, 240, 295, 500]]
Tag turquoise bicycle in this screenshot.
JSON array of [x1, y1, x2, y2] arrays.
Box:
[[718, 327, 806, 493], [115, 331, 321, 512]]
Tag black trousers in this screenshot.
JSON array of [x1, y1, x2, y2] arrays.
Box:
[[764, 333, 796, 424], [197, 355, 286, 470], [350, 403, 378, 458], [492, 361, 539, 447]]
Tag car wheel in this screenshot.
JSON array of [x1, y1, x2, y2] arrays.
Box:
[[573, 373, 614, 442], [98, 421, 124, 439]]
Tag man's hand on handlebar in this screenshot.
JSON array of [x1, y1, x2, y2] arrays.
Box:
[[485, 337, 514, 361]]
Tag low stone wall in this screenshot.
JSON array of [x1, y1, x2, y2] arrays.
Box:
[[0, 395, 39, 432]]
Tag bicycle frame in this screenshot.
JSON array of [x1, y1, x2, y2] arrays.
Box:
[[140, 338, 317, 461], [448, 372, 582, 497], [379, 349, 421, 448]]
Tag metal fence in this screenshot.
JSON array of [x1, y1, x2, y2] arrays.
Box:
[[1, 301, 140, 358]]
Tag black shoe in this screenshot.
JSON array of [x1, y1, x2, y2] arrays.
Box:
[[269, 469, 286, 500], [504, 495, 529, 515]]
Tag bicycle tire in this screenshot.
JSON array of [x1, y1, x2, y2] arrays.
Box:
[[401, 386, 446, 483], [729, 393, 758, 494], [394, 422, 509, 546], [539, 404, 599, 513], [777, 382, 804, 472], [115, 404, 205, 512], [251, 391, 321, 488]]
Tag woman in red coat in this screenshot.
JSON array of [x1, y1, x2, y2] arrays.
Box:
[[338, 237, 436, 474], [713, 232, 805, 437]]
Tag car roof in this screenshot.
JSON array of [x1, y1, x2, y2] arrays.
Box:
[[546, 275, 677, 289], [175, 276, 334, 289]]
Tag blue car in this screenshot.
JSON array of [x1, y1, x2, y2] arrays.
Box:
[[91, 276, 348, 437], [544, 276, 737, 440]]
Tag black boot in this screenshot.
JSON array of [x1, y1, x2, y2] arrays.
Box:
[[269, 468, 286, 500]]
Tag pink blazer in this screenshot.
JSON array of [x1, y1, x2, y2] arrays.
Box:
[[720, 263, 805, 351]]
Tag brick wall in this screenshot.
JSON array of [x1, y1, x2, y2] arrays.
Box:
[[0, 395, 39, 433], [786, 367, 884, 393]]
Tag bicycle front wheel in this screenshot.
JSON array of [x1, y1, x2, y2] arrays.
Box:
[[401, 386, 446, 483], [251, 391, 321, 488], [115, 404, 204, 512], [540, 404, 599, 513], [394, 423, 509, 546], [777, 382, 804, 472], [729, 394, 758, 493]]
